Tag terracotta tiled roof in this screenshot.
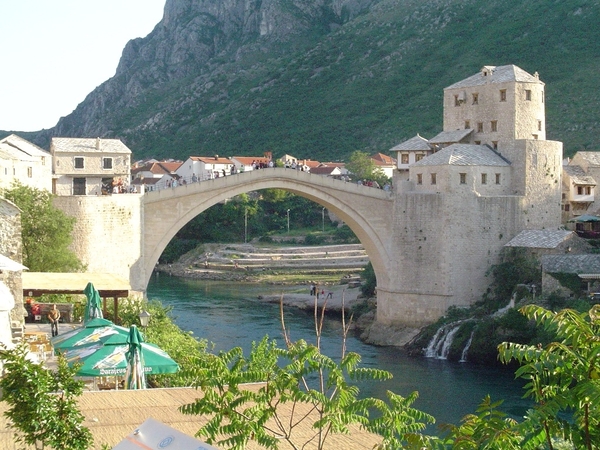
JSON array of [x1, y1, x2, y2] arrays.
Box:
[[370, 152, 396, 165], [233, 156, 271, 165]]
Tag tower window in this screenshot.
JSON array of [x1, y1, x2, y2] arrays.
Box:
[[500, 89, 507, 102], [74, 157, 84, 169], [472, 93, 479, 105], [492, 141, 498, 150], [454, 95, 460, 106], [481, 173, 487, 185], [495, 173, 501, 185], [431, 173, 437, 185], [417, 173, 423, 185], [525, 90, 532, 101], [465, 120, 470, 129], [477, 122, 483, 133], [459, 173, 466, 185], [491, 120, 498, 132], [538, 120, 542, 131]]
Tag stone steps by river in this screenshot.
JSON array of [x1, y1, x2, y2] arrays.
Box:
[[193, 243, 369, 271]]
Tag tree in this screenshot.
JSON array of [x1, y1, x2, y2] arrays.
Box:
[[2, 182, 83, 272], [345, 151, 388, 186], [180, 300, 439, 449], [0, 344, 93, 450], [498, 304, 600, 450]]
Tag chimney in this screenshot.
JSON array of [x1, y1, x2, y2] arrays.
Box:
[[214, 155, 219, 160], [96, 137, 100, 150]]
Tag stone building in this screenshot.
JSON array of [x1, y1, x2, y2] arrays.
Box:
[[51, 137, 132, 195], [380, 64, 563, 324], [0, 134, 52, 191], [561, 152, 600, 221]]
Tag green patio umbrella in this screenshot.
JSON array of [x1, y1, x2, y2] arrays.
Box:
[[124, 325, 147, 389], [64, 333, 179, 377], [84, 282, 103, 322], [51, 317, 129, 351]]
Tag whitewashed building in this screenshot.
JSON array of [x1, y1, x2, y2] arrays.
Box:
[[175, 156, 237, 182], [51, 137, 132, 195], [0, 134, 52, 191]]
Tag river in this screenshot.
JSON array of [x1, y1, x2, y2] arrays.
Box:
[[147, 274, 530, 431]]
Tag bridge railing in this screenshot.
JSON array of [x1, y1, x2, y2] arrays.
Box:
[[140, 167, 392, 194]]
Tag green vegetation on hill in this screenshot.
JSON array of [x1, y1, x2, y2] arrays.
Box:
[[7, 0, 600, 162]]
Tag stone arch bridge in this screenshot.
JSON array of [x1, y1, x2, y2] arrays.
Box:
[[142, 168, 394, 309]]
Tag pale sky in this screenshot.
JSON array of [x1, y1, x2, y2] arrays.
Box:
[[0, 0, 166, 132]]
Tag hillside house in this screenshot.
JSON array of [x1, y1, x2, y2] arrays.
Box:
[[390, 134, 434, 182], [309, 165, 344, 179], [370, 153, 396, 178], [132, 160, 182, 191], [51, 138, 132, 196], [561, 162, 596, 221], [0, 134, 52, 191], [231, 156, 272, 172], [175, 156, 237, 182]]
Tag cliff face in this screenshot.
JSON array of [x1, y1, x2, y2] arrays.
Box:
[[29, 0, 600, 160], [48, 0, 375, 140]]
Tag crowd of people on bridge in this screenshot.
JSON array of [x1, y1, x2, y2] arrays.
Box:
[[125, 155, 392, 194]]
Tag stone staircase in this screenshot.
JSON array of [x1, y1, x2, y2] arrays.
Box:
[[188, 244, 369, 272]]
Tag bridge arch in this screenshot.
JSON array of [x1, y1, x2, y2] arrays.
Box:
[[141, 168, 394, 292]]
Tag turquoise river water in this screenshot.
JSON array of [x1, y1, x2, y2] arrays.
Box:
[[147, 274, 530, 431]]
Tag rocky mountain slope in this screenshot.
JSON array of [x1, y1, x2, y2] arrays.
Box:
[[11, 0, 600, 160]]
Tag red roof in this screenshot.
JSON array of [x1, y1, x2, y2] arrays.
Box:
[[370, 153, 396, 165]]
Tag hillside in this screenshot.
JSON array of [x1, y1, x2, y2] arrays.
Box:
[[5, 0, 600, 160]]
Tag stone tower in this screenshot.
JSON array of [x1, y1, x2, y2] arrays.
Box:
[[383, 65, 563, 326], [443, 65, 546, 148]]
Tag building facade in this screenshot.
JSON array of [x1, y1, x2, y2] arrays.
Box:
[[51, 137, 132, 195], [0, 134, 52, 191]]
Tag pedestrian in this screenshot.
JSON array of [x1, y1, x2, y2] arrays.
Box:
[[326, 291, 333, 300], [48, 304, 61, 337]]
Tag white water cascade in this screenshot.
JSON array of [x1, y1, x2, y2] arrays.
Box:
[[459, 330, 475, 363], [425, 323, 462, 359]]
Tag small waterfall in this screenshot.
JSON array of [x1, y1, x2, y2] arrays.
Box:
[[492, 293, 516, 318], [459, 330, 475, 363], [425, 323, 461, 359]]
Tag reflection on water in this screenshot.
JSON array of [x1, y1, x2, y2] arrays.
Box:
[[148, 274, 530, 428]]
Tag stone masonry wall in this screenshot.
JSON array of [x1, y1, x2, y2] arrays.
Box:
[[53, 195, 145, 292], [0, 199, 25, 325]]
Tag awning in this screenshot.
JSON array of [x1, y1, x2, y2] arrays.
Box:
[[22, 273, 130, 298], [0, 254, 28, 272], [568, 214, 600, 223]]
